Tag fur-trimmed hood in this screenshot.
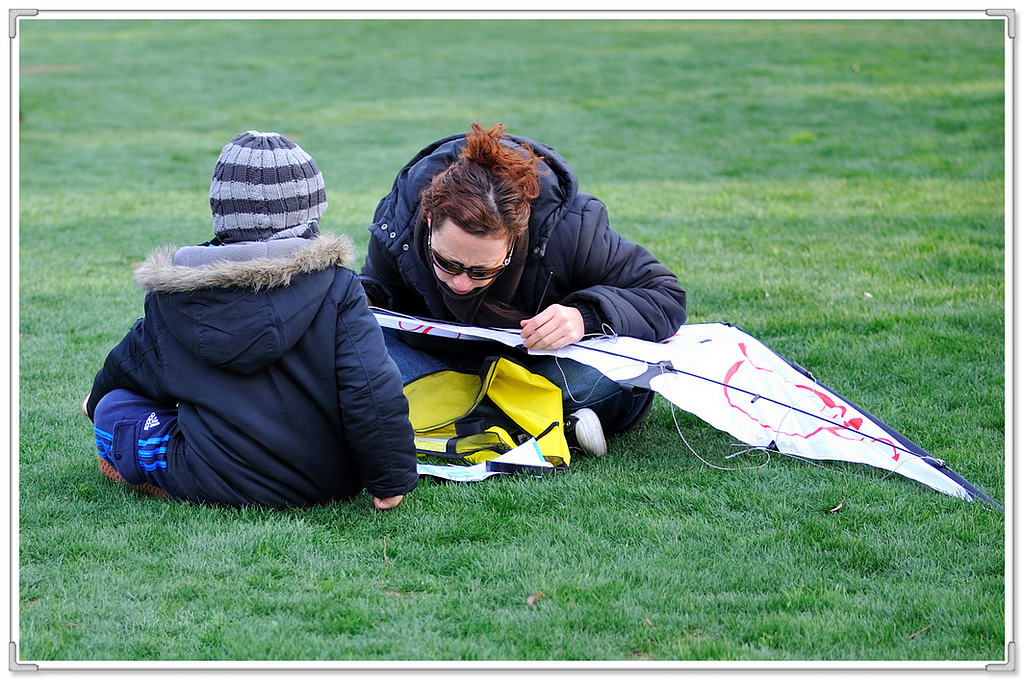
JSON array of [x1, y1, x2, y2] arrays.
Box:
[[139, 233, 359, 374], [134, 232, 355, 293]]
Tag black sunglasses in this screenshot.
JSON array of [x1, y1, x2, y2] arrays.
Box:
[[428, 232, 514, 281]]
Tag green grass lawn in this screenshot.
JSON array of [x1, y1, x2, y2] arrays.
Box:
[[16, 17, 1006, 664]]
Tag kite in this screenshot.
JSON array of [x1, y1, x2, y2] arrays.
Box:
[[373, 310, 1000, 508]]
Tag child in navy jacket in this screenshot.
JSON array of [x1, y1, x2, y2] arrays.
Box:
[[83, 131, 417, 509]]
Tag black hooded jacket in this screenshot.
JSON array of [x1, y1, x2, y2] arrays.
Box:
[[359, 132, 687, 341], [86, 234, 418, 508]]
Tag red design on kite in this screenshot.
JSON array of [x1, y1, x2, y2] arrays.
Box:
[[724, 343, 900, 461], [396, 321, 463, 339]]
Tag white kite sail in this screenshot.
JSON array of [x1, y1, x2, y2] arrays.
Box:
[[374, 311, 998, 507]]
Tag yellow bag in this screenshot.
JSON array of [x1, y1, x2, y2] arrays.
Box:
[[403, 356, 571, 468]]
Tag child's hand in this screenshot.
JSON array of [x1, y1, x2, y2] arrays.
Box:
[[373, 495, 404, 510], [82, 393, 90, 417]]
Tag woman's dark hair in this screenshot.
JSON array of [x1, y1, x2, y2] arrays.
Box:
[[419, 122, 542, 239]]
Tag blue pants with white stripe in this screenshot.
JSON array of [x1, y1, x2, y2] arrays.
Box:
[[93, 388, 179, 496]]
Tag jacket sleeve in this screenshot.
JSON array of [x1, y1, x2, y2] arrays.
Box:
[[85, 311, 170, 420], [558, 197, 687, 342], [335, 274, 419, 498]]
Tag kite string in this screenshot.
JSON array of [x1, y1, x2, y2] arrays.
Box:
[[660, 364, 772, 472], [560, 348, 772, 471], [553, 325, 620, 405], [553, 356, 605, 404], [556, 344, 769, 471], [668, 400, 771, 471]]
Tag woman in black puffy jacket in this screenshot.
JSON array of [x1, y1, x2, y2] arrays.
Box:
[[359, 123, 688, 451]]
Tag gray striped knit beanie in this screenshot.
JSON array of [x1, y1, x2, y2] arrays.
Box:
[[209, 131, 327, 242]]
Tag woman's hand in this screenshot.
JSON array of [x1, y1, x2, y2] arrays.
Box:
[[520, 304, 584, 350], [373, 495, 404, 510]]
